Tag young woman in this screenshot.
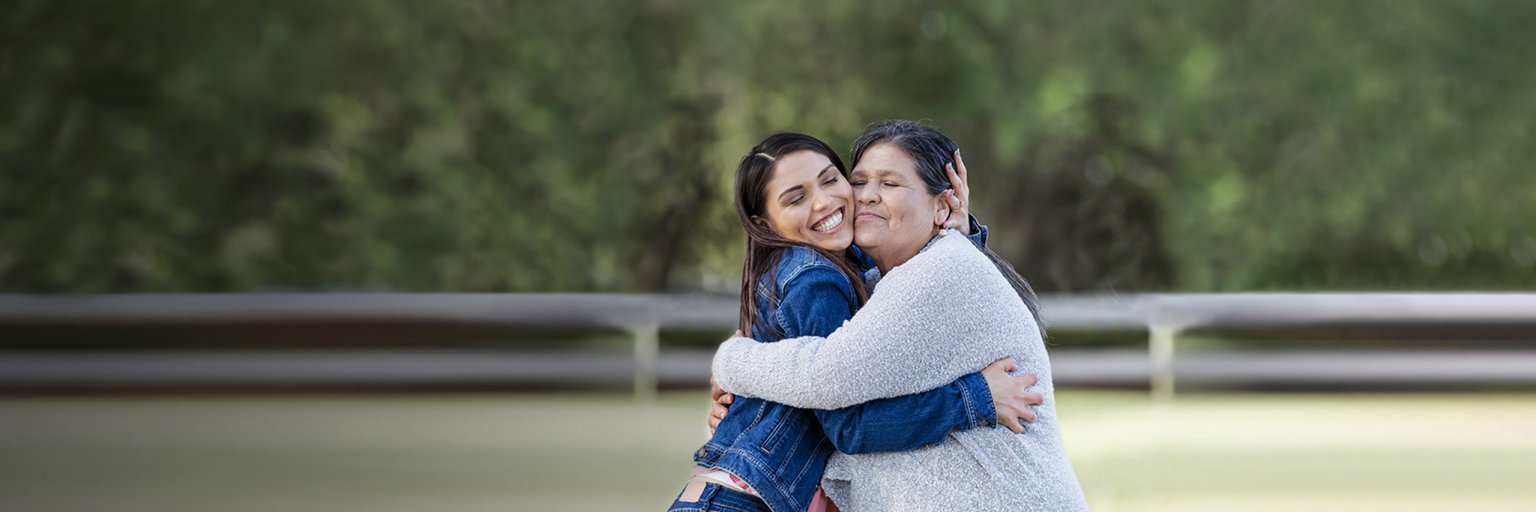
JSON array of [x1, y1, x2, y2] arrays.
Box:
[[668, 133, 1041, 512], [711, 121, 1089, 510]]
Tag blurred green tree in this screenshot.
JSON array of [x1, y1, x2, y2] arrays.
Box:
[[2, 0, 1533, 293]]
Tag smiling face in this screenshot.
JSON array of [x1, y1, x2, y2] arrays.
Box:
[[761, 150, 855, 252], [850, 142, 948, 272]]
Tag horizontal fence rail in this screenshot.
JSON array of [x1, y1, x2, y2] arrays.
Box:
[[4, 293, 1536, 398]]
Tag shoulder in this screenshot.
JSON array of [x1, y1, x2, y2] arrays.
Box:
[[771, 246, 855, 292], [768, 247, 859, 338], [898, 232, 994, 281]]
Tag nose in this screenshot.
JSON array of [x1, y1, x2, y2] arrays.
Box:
[[811, 188, 837, 213], [856, 181, 879, 204]]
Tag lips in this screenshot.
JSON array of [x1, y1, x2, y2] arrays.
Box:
[[812, 208, 844, 233], [855, 210, 884, 223]]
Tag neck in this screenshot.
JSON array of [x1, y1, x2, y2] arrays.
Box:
[[868, 230, 941, 274]]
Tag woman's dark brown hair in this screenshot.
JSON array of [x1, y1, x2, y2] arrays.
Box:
[[735, 133, 870, 338]]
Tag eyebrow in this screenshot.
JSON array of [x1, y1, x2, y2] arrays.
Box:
[[777, 165, 838, 203], [852, 168, 900, 179]]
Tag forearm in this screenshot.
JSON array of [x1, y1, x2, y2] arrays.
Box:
[[714, 274, 1012, 408], [814, 372, 995, 454], [712, 333, 848, 409]]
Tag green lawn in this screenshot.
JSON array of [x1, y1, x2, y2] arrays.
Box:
[[2, 391, 1534, 511]]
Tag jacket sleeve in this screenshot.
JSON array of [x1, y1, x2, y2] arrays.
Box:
[[713, 235, 1026, 410], [965, 214, 988, 248], [764, 264, 998, 452], [813, 372, 996, 454]]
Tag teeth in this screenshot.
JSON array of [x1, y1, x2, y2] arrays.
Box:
[[814, 210, 843, 232]]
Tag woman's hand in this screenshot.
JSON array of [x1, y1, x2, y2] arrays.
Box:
[[941, 149, 972, 235], [982, 357, 1042, 433], [707, 329, 747, 434], [708, 375, 734, 435]]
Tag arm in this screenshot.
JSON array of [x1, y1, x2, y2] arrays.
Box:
[[764, 264, 1001, 452], [713, 237, 1028, 409], [813, 372, 994, 454]]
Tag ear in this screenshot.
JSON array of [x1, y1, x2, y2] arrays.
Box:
[[932, 193, 952, 228]]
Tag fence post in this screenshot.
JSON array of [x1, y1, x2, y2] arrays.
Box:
[[631, 324, 659, 401], [1149, 324, 1179, 402]]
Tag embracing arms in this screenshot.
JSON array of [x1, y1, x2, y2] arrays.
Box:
[[709, 262, 1038, 454], [712, 235, 1033, 411]]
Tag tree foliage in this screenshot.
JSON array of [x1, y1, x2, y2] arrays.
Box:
[[3, 0, 1534, 293]]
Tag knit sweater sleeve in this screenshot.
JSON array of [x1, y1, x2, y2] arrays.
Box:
[[712, 235, 1024, 410]]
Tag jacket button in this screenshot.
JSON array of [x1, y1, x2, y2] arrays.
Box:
[[696, 448, 707, 458]]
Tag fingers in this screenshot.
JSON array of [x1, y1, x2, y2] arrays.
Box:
[[708, 397, 731, 432], [1019, 373, 1038, 386], [998, 413, 1025, 434], [952, 149, 969, 183], [946, 165, 963, 196], [944, 169, 965, 212], [721, 393, 733, 405], [1001, 357, 1019, 373], [951, 151, 971, 225], [943, 190, 963, 214], [1020, 407, 1038, 424], [708, 399, 728, 432], [710, 378, 725, 401], [1022, 391, 1044, 407], [949, 150, 970, 200], [712, 402, 729, 420]]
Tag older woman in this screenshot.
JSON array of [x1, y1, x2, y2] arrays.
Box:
[[712, 120, 1089, 511]]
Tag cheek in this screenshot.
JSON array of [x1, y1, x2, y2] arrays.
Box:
[[785, 208, 809, 233], [765, 206, 803, 237], [830, 181, 853, 204], [894, 192, 924, 224]]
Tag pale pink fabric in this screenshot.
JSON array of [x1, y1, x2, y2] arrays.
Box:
[[807, 487, 841, 512], [688, 466, 841, 511], [689, 466, 758, 496]]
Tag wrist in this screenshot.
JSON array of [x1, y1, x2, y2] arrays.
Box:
[[961, 372, 998, 428]]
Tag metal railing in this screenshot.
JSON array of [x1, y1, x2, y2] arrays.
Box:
[[3, 293, 1536, 398]]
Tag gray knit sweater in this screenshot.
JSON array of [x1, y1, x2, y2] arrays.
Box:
[[712, 230, 1089, 511]]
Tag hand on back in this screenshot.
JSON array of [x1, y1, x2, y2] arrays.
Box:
[[708, 375, 733, 435], [982, 357, 1042, 433]]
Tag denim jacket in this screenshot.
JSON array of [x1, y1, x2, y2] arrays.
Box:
[[693, 217, 996, 512]]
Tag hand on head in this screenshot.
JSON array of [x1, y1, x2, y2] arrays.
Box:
[[939, 149, 971, 234]]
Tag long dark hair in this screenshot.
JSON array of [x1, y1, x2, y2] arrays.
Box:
[[735, 133, 870, 337], [850, 119, 1045, 330]]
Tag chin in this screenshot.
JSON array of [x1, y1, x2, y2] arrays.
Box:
[[813, 234, 853, 252]]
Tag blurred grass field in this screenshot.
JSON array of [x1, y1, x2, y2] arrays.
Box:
[[3, 390, 1535, 511]]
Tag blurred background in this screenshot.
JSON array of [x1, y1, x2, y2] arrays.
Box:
[[3, 0, 1536, 510]]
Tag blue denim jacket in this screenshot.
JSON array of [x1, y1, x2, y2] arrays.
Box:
[[693, 218, 996, 512]]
